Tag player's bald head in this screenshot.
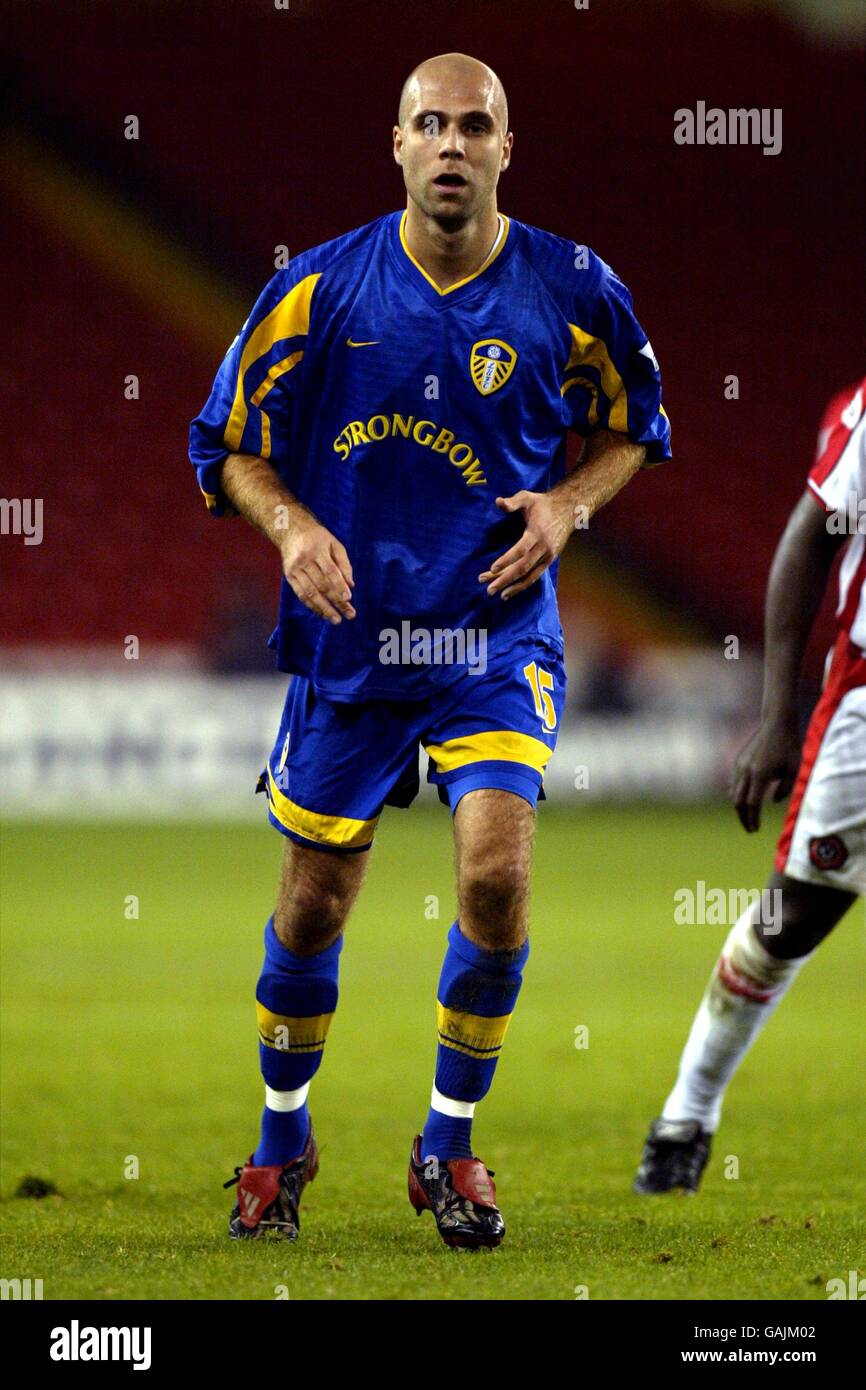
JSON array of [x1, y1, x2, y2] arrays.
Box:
[[398, 53, 508, 132]]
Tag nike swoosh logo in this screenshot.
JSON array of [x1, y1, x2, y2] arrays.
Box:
[[346, 337, 380, 348]]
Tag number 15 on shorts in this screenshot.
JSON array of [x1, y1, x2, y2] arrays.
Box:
[[523, 661, 557, 732]]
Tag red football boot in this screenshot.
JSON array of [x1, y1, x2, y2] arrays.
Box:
[[224, 1124, 319, 1240], [408, 1135, 505, 1249]]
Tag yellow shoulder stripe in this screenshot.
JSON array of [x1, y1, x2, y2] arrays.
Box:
[[562, 322, 629, 433], [250, 351, 304, 459], [224, 273, 320, 454]]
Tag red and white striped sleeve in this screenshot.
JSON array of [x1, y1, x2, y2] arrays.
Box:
[[807, 379, 866, 512]]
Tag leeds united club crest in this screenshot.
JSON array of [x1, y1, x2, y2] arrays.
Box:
[[470, 339, 517, 396]]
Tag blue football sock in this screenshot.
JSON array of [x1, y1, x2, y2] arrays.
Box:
[[421, 921, 529, 1162], [255, 1102, 310, 1167], [421, 1109, 474, 1161], [252, 917, 341, 1167]]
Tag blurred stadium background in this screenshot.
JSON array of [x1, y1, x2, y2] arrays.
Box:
[[1, 0, 864, 815], [1, 0, 864, 1301]]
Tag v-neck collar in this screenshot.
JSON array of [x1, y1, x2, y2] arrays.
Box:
[[393, 209, 512, 305]]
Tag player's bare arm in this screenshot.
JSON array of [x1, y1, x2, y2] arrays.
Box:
[[221, 452, 356, 625], [480, 430, 645, 599], [730, 489, 846, 832]]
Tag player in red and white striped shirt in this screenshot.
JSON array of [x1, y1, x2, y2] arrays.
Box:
[[634, 380, 865, 1194], [774, 381, 866, 887]]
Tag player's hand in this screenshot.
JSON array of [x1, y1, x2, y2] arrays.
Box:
[[479, 490, 574, 600], [278, 510, 355, 624], [729, 719, 802, 833]]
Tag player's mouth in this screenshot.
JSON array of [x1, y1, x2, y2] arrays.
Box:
[[433, 172, 467, 195]]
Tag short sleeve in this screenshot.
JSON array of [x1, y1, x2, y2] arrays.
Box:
[[188, 266, 320, 515], [807, 382, 865, 513], [561, 256, 671, 467]]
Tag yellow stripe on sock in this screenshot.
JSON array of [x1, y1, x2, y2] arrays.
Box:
[[436, 1002, 513, 1058], [256, 1003, 334, 1053]]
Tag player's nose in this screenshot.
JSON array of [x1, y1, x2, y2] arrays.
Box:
[[438, 123, 466, 155]]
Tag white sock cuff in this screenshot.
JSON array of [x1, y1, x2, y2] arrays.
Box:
[[430, 1086, 476, 1119], [265, 1082, 310, 1113]]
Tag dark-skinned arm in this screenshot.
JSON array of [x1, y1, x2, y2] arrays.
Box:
[[730, 490, 846, 831]]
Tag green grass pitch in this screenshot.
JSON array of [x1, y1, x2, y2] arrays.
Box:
[[1, 806, 863, 1301]]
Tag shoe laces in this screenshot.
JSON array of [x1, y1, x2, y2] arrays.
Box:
[[438, 1163, 495, 1215]]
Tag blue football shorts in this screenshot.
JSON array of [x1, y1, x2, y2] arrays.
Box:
[[258, 636, 567, 853]]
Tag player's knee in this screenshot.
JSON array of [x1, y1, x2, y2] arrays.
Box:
[[274, 878, 351, 953], [753, 874, 851, 958], [460, 854, 529, 935]]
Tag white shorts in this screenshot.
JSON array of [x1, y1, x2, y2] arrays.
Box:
[[775, 638, 866, 895]]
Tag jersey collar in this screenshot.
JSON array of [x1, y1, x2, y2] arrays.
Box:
[[395, 209, 511, 301]]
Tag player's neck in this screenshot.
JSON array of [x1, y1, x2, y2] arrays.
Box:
[[403, 202, 502, 291]]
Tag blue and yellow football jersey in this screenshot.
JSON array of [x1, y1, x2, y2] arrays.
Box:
[[189, 211, 670, 701]]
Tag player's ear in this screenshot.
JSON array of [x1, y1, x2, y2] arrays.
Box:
[[393, 126, 404, 164], [500, 131, 513, 172]]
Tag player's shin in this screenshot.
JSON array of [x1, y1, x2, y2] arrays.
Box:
[[421, 921, 529, 1161], [661, 906, 813, 1132], [253, 916, 341, 1165]]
